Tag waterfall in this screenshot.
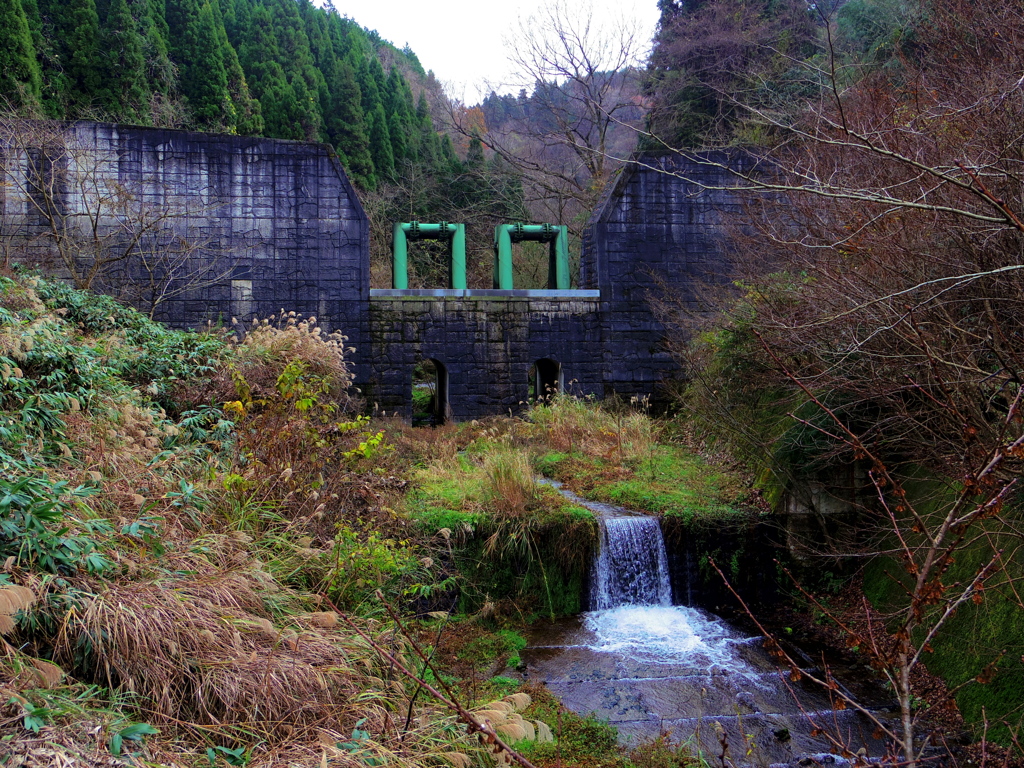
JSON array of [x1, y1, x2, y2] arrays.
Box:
[[532, 480, 887, 763], [590, 516, 673, 610]]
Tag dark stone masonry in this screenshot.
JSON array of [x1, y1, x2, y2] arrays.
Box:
[[2, 123, 746, 420], [581, 151, 755, 401], [368, 291, 603, 421]]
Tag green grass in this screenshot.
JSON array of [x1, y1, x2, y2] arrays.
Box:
[[459, 629, 528, 670], [411, 385, 433, 415], [486, 676, 522, 697], [498, 629, 528, 668], [404, 455, 485, 534], [536, 446, 748, 523], [401, 448, 597, 617], [408, 498, 482, 535], [534, 450, 572, 477], [593, 478, 738, 522], [515, 686, 630, 768]]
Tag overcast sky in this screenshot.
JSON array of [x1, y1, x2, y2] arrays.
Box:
[[332, 0, 661, 105]]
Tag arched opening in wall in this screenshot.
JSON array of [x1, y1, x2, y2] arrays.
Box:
[[529, 358, 563, 403], [412, 358, 450, 426]]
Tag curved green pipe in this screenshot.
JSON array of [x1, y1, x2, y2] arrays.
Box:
[[392, 221, 468, 289], [493, 223, 571, 289]]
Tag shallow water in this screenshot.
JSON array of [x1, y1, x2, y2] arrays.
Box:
[[528, 479, 895, 765], [586, 605, 737, 664], [524, 607, 892, 765]]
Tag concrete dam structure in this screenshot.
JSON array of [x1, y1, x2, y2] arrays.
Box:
[[1, 122, 745, 420]]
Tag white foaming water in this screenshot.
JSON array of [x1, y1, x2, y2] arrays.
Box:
[[585, 605, 745, 669], [583, 510, 761, 675], [590, 516, 673, 610]]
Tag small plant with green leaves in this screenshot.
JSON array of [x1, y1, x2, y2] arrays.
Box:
[[335, 719, 385, 766], [0, 474, 109, 574], [342, 429, 393, 462], [206, 745, 251, 766], [325, 525, 448, 610], [109, 722, 159, 757]]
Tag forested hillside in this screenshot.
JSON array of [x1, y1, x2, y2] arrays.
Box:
[[0, 0, 457, 192], [0, 0, 538, 287]]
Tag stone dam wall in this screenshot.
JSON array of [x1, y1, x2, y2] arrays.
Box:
[[367, 290, 603, 420], [1, 121, 371, 381], [581, 151, 755, 401], [1, 122, 750, 420]]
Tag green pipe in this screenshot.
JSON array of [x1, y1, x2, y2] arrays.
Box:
[[451, 223, 467, 289], [493, 223, 571, 290], [553, 224, 569, 289], [494, 224, 515, 289], [392, 221, 467, 289], [392, 222, 408, 289], [510, 224, 558, 240], [400, 222, 453, 237]]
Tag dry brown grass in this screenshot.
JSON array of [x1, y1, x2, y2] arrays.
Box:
[[528, 395, 620, 457], [51, 569, 401, 743], [389, 419, 464, 466], [176, 312, 358, 414], [482, 449, 539, 518], [1, 527, 478, 766], [0, 281, 492, 766], [0, 585, 36, 636]]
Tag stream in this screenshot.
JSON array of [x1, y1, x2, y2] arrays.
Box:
[[524, 480, 895, 766]]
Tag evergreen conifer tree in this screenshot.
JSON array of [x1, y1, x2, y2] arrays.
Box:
[[326, 56, 374, 188], [222, 40, 262, 134], [19, 0, 42, 48], [465, 136, 485, 168], [208, 0, 261, 134], [24, 0, 65, 116], [367, 57, 387, 106], [218, 0, 238, 39], [167, 0, 234, 130], [137, 0, 178, 124], [435, 133, 459, 174], [148, 0, 169, 38], [413, 91, 437, 165], [368, 103, 394, 180], [0, 0, 43, 110], [387, 109, 407, 165], [101, 0, 151, 122], [237, 4, 288, 133], [47, 0, 105, 113], [357, 56, 382, 115], [383, 67, 413, 163], [267, 0, 323, 140]]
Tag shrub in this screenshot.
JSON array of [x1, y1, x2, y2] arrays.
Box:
[[0, 474, 109, 574], [232, 312, 354, 405]]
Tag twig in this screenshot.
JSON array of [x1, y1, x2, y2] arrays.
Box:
[[402, 592, 458, 738], [338, 601, 540, 768], [707, 558, 899, 744]]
